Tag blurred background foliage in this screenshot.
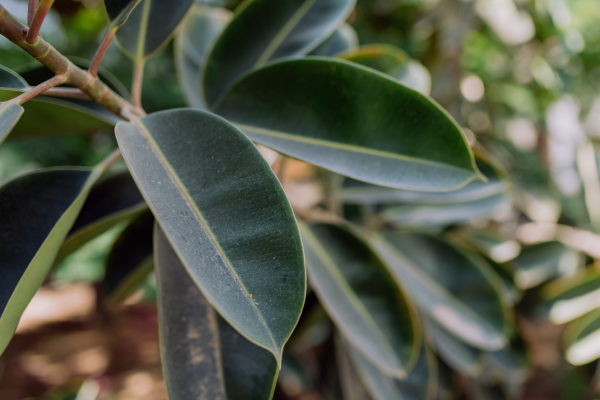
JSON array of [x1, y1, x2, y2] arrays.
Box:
[[4, 0, 600, 399]]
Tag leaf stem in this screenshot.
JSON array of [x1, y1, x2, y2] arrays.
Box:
[[27, 0, 39, 26], [89, 27, 117, 77], [131, 60, 145, 109], [0, 5, 140, 117], [26, 0, 54, 44], [15, 74, 66, 105], [97, 148, 123, 173], [42, 87, 92, 100]]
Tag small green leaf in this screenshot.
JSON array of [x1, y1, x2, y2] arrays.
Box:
[[425, 317, 483, 377], [0, 100, 24, 145], [116, 0, 195, 61], [368, 233, 510, 351], [542, 269, 600, 325], [310, 23, 358, 56], [0, 66, 118, 140], [56, 171, 147, 264], [174, 4, 232, 109], [338, 44, 431, 94], [105, 0, 142, 27], [300, 222, 420, 377], [155, 227, 278, 400], [104, 210, 154, 295], [512, 241, 582, 290], [215, 58, 482, 191], [203, 0, 356, 107], [116, 109, 305, 363], [563, 307, 600, 365], [348, 342, 438, 400], [0, 165, 106, 355]]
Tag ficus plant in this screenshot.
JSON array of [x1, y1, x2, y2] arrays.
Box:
[[0, 0, 529, 399]]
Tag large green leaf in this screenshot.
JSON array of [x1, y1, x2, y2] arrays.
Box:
[[0, 165, 105, 355], [203, 0, 356, 107], [115, 108, 305, 362], [563, 308, 600, 365], [56, 171, 147, 263], [338, 44, 431, 95], [309, 23, 358, 56], [300, 222, 420, 377], [349, 341, 438, 400], [368, 233, 510, 351], [511, 241, 581, 290], [105, 0, 142, 27], [426, 317, 483, 377], [0, 100, 23, 144], [0, 66, 118, 140], [116, 0, 195, 60], [175, 4, 232, 109], [155, 227, 278, 400], [542, 269, 600, 324], [215, 58, 481, 191]]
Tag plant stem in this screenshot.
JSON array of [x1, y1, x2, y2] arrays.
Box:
[[15, 74, 66, 105], [27, 0, 39, 26], [26, 0, 54, 44], [131, 60, 145, 109], [97, 147, 123, 172], [43, 87, 92, 100], [89, 27, 117, 77], [0, 5, 139, 116]]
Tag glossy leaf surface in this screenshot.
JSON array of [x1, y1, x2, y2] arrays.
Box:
[[339, 44, 431, 94], [216, 58, 481, 191], [203, 0, 356, 107], [512, 241, 581, 290], [563, 308, 600, 366], [369, 233, 510, 351], [542, 269, 600, 324], [309, 23, 358, 56], [0, 66, 117, 139], [0, 100, 23, 145], [0, 167, 103, 355], [116, 0, 194, 60], [155, 228, 278, 400], [349, 342, 438, 400], [426, 317, 483, 377], [116, 109, 305, 362], [105, 0, 141, 27], [381, 194, 507, 227], [56, 171, 147, 263], [300, 222, 419, 377], [175, 4, 232, 109]]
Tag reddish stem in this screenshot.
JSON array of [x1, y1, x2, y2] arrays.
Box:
[[15, 74, 67, 105], [131, 60, 145, 109], [26, 0, 54, 44], [43, 87, 92, 100], [89, 27, 117, 77], [27, 0, 39, 26]]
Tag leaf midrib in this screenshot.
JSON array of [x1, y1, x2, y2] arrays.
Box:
[[254, 0, 318, 66], [301, 225, 402, 371], [132, 119, 279, 354], [235, 123, 478, 176]]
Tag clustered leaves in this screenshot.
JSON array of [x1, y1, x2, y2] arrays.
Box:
[[5, 0, 588, 399]]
